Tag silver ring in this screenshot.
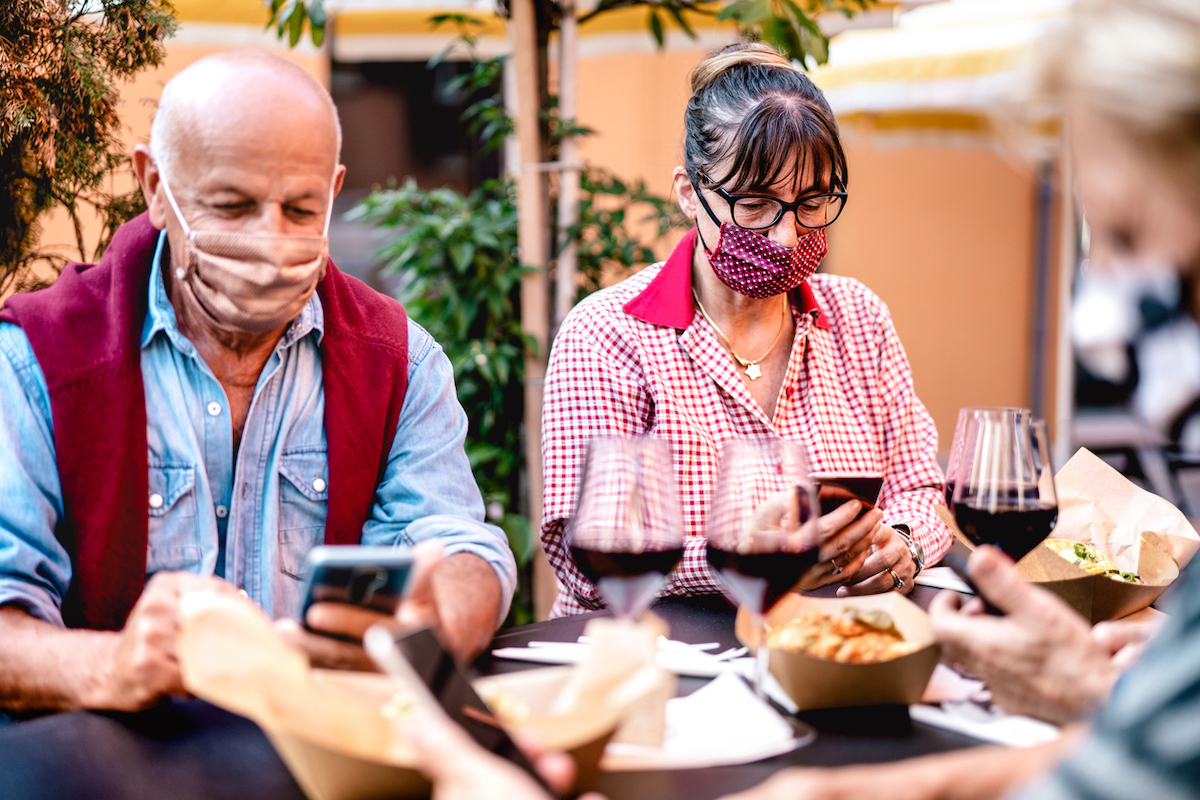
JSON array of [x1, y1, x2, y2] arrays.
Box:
[[830, 556, 843, 576], [887, 567, 904, 590]]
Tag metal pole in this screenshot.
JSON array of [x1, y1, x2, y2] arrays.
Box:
[[510, 0, 556, 619], [554, 0, 581, 334]]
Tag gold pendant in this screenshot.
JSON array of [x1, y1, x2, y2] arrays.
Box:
[[745, 363, 762, 380]]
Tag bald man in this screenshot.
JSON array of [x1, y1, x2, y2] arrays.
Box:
[[0, 50, 516, 714]]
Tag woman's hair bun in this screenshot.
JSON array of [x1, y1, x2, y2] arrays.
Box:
[[690, 42, 797, 94]]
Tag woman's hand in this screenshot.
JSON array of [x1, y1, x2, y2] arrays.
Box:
[[798, 501, 881, 591], [837, 525, 916, 596]]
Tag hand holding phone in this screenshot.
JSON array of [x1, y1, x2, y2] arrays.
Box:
[[298, 545, 415, 631], [812, 472, 884, 518]]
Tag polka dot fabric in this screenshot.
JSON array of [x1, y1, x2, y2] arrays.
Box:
[[708, 224, 826, 299], [540, 234, 951, 617]]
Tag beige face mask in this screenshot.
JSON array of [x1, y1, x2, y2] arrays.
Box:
[[160, 174, 334, 337]]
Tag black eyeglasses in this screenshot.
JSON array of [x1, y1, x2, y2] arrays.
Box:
[[694, 172, 848, 231]]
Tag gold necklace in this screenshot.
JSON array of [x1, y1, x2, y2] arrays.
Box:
[[692, 289, 788, 381]]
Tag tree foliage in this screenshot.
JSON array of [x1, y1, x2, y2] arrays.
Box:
[[0, 0, 177, 296]]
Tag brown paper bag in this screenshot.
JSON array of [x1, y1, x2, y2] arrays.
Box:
[[177, 592, 428, 800]]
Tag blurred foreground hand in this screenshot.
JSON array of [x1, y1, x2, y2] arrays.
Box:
[[405, 707, 607, 800], [927, 545, 1149, 725]]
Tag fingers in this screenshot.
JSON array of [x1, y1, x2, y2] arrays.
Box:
[[819, 500, 862, 537], [403, 708, 477, 784], [966, 547, 1040, 616], [274, 619, 377, 671], [533, 750, 576, 796], [306, 602, 391, 641], [1091, 619, 1162, 656], [394, 540, 446, 633]]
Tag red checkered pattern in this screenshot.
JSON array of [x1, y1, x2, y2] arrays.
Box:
[[541, 243, 951, 617]]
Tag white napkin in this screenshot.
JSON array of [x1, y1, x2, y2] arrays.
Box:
[[909, 702, 1060, 748], [915, 566, 974, 594], [492, 636, 749, 678], [602, 671, 811, 770]]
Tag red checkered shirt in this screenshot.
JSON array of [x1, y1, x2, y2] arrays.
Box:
[[541, 229, 951, 617]]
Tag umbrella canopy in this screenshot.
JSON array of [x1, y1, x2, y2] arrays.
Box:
[[812, 0, 1072, 140]]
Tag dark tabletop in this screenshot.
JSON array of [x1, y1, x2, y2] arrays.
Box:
[[0, 588, 983, 800]]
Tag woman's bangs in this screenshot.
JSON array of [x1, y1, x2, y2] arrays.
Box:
[[715, 98, 844, 194]]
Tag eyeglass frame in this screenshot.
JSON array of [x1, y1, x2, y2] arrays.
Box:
[[691, 171, 849, 232]]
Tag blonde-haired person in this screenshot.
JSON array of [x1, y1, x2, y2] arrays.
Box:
[[721, 1, 1200, 798], [540, 43, 952, 616]]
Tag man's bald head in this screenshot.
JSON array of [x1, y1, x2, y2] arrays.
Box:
[[150, 49, 341, 184]]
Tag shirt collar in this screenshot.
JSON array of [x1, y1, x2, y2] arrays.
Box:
[[621, 227, 831, 331], [141, 229, 325, 351]]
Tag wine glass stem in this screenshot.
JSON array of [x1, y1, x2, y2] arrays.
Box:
[[754, 614, 770, 701]]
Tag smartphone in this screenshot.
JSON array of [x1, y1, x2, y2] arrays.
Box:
[[812, 472, 884, 518], [364, 625, 555, 794], [298, 545, 414, 626]]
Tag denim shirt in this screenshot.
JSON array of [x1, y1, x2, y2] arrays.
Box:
[[0, 231, 515, 624]]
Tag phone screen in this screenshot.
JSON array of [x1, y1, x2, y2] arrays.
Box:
[[393, 628, 553, 792], [814, 473, 884, 518]]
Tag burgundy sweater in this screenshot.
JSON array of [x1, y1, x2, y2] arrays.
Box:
[[0, 213, 409, 630]]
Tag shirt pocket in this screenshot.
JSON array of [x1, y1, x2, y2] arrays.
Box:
[[278, 449, 328, 580], [146, 462, 202, 575]]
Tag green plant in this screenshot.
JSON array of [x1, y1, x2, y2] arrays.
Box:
[[346, 178, 538, 622], [1, 0, 177, 296]]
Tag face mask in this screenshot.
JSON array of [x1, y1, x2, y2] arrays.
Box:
[[698, 222, 827, 300], [160, 175, 334, 336]]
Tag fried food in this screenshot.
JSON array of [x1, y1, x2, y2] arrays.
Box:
[[765, 608, 922, 664], [1044, 538, 1142, 583]]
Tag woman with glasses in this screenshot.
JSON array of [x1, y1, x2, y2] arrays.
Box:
[[540, 43, 951, 617]]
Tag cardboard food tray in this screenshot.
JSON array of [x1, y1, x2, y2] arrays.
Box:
[[736, 593, 940, 711], [1015, 533, 1179, 624], [473, 667, 620, 791]]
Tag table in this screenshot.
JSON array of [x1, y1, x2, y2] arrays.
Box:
[[0, 591, 983, 800]]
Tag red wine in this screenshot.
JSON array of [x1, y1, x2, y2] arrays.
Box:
[[953, 502, 1057, 561], [705, 546, 820, 615], [943, 480, 956, 507], [571, 546, 683, 616]]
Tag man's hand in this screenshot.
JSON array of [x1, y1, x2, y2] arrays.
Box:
[[798, 501, 880, 591], [88, 572, 238, 711], [928, 545, 1119, 724], [276, 541, 504, 668], [405, 707, 606, 800]]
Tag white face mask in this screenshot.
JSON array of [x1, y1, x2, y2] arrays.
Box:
[[160, 175, 335, 336]]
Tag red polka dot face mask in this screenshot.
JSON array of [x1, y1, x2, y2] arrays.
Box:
[[698, 222, 827, 299]]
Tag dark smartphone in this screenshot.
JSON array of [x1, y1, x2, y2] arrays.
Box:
[[940, 549, 1003, 616], [812, 472, 884, 518], [364, 626, 555, 795], [298, 545, 414, 627]]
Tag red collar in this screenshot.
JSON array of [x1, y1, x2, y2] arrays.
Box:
[[622, 228, 831, 331]]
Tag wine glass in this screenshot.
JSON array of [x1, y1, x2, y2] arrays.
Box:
[[706, 439, 820, 699], [567, 437, 685, 620], [950, 413, 1058, 562], [944, 407, 1032, 506]]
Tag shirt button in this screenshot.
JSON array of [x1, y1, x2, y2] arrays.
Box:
[[312, 478, 327, 493], [215, 505, 229, 519], [148, 493, 164, 509], [207, 402, 222, 416]]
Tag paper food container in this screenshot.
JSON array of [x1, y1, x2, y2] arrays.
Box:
[[1015, 532, 1179, 623], [473, 667, 618, 791], [177, 593, 429, 800], [736, 593, 940, 712]]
